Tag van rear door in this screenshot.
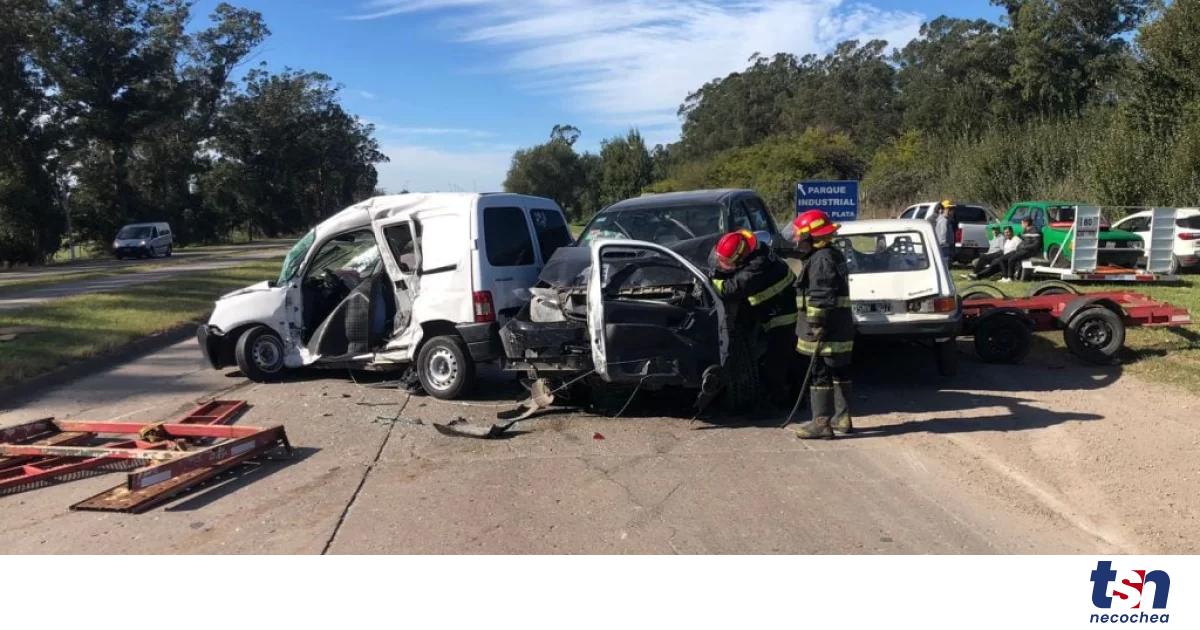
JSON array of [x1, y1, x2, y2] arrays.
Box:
[[476, 204, 542, 320]]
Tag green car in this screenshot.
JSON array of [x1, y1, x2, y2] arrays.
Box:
[[993, 201, 1143, 268]]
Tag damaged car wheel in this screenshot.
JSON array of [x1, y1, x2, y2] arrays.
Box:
[[417, 335, 476, 400], [235, 325, 286, 382]]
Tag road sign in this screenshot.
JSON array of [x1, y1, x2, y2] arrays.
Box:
[[796, 180, 859, 221]]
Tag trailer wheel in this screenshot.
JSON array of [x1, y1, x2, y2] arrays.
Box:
[[1064, 306, 1125, 364], [1027, 280, 1081, 297], [935, 338, 959, 376], [973, 314, 1032, 364], [959, 282, 1009, 301], [416, 335, 476, 400]]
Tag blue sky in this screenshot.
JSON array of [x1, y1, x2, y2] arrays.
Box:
[[193, 0, 1002, 193]]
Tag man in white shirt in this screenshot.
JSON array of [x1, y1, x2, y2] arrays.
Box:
[[970, 226, 1006, 274]]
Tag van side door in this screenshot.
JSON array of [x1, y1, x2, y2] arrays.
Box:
[[372, 215, 421, 337], [476, 204, 541, 321]]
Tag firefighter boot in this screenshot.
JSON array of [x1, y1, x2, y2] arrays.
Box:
[[794, 385, 835, 439], [831, 379, 853, 435]]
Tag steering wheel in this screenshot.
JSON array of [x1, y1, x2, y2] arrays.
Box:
[[319, 268, 343, 290]]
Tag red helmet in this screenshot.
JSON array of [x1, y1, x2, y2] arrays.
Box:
[[714, 229, 757, 267], [792, 209, 839, 239]]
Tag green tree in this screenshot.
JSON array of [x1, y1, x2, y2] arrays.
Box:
[[35, 0, 193, 241], [206, 68, 387, 237], [0, 0, 63, 264], [1130, 0, 1200, 134], [598, 130, 653, 206], [503, 125, 593, 220], [895, 17, 1018, 134], [779, 40, 901, 152], [998, 0, 1148, 115]]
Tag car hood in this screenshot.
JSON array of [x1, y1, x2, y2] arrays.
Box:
[[219, 280, 274, 300], [538, 233, 720, 289]]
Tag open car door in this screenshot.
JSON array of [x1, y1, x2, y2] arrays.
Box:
[[372, 215, 421, 349], [587, 240, 727, 388]]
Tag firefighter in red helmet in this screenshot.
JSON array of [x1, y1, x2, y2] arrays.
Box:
[[710, 229, 798, 408], [787, 209, 855, 439]]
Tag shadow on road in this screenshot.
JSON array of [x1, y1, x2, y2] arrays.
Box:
[[164, 446, 320, 512]]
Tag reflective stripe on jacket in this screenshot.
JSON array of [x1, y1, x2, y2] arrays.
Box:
[[794, 245, 854, 356], [711, 245, 798, 331]]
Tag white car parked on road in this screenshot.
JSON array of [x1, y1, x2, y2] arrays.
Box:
[[833, 219, 962, 375], [1111, 208, 1200, 273], [198, 192, 571, 399]]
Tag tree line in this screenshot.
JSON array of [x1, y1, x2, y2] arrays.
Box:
[[0, 0, 387, 265], [504, 0, 1200, 221]]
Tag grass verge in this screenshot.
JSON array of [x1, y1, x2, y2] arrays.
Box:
[[960, 274, 1200, 390], [0, 259, 281, 388]]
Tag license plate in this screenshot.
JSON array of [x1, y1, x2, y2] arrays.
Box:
[[854, 301, 892, 315], [1104, 241, 1116, 249]]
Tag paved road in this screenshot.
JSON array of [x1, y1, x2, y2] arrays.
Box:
[[0, 242, 290, 311], [2, 338, 1195, 554]]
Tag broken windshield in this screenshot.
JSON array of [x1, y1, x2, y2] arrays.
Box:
[[578, 204, 723, 247], [278, 230, 315, 284]]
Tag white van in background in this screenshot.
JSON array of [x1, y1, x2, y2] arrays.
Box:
[[197, 193, 571, 399], [113, 222, 173, 258]]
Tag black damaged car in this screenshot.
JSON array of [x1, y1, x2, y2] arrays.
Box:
[[499, 189, 785, 411]]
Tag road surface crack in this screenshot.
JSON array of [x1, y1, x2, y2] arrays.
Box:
[[320, 396, 409, 554]]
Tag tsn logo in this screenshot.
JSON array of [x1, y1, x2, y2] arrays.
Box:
[[1089, 561, 1171, 624]]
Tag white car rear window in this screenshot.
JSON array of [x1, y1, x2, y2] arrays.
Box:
[[834, 231, 931, 274]]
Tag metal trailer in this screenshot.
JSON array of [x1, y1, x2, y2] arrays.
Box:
[[1021, 206, 1179, 283], [958, 281, 1192, 364]]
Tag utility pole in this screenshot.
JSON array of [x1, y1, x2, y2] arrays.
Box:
[[62, 188, 74, 261]]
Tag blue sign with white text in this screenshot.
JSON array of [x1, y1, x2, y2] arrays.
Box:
[[796, 180, 859, 221]]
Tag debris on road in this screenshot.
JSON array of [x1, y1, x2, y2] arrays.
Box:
[[433, 417, 516, 439], [0, 400, 293, 513], [433, 379, 559, 439]]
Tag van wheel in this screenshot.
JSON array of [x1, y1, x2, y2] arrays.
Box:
[[165, 244, 173, 257], [417, 335, 476, 400], [935, 338, 959, 377], [235, 325, 286, 382]]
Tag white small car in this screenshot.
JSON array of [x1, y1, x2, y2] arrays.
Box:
[[833, 219, 962, 375], [197, 193, 570, 399], [1111, 208, 1200, 273]]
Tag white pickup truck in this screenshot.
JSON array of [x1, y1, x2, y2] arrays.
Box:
[[899, 202, 996, 264]]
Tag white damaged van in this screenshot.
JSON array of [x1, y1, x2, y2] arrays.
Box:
[[197, 193, 571, 399]]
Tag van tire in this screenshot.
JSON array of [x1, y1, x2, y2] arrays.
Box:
[[165, 244, 172, 257], [235, 325, 286, 382], [416, 335, 476, 400]]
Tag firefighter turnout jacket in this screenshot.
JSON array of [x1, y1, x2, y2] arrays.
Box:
[[795, 245, 854, 358], [711, 245, 798, 331]]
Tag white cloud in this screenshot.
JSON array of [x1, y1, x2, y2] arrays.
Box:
[[349, 0, 924, 132], [365, 119, 495, 138], [375, 144, 512, 193], [357, 89, 378, 100]]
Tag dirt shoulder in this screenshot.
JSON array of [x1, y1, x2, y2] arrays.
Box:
[[852, 341, 1200, 554]]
